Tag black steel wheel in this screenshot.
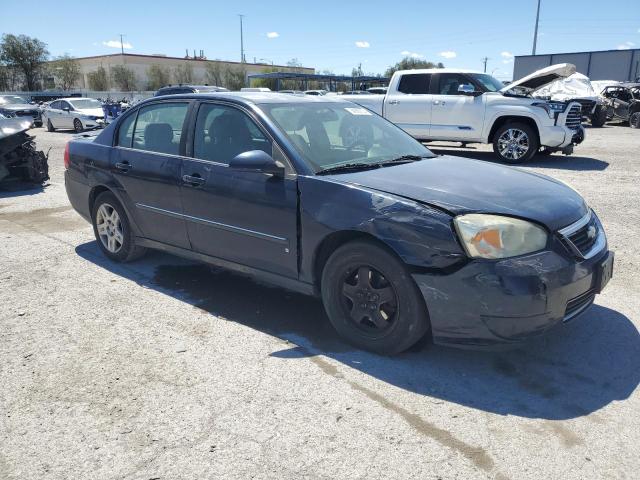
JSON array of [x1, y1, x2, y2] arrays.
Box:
[[321, 240, 430, 354]]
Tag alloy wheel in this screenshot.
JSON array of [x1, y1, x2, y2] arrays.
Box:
[[340, 265, 398, 333], [74, 119, 83, 133], [95, 203, 124, 253], [497, 128, 530, 160]]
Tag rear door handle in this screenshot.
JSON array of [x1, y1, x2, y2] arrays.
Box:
[[433, 100, 446, 106], [115, 162, 131, 172], [182, 174, 205, 187], [388, 100, 400, 105]]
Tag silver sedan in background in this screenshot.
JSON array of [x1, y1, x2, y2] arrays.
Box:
[[42, 98, 105, 133]]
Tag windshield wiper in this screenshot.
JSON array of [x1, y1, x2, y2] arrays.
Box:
[[381, 154, 431, 164], [317, 162, 381, 175]]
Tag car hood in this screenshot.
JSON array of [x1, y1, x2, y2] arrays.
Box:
[[0, 103, 38, 111], [324, 156, 588, 231], [501, 63, 576, 94]]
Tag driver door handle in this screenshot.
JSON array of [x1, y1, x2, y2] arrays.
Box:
[[433, 100, 446, 106], [388, 100, 400, 105], [115, 161, 131, 172], [182, 174, 205, 187]]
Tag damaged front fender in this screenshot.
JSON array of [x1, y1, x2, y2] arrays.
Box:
[[0, 117, 49, 185]]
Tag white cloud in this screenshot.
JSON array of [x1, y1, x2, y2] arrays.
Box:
[[401, 50, 424, 59], [266, 32, 279, 39], [103, 40, 132, 50], [501, 51, 514, 59], [355, 41, 370, 48], [502, 59, 513, 64], [439, 50, 457, 59], [617, 41, 635, 50]]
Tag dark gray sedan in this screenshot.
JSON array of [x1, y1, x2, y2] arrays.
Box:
[[0, 95, 42, 127]]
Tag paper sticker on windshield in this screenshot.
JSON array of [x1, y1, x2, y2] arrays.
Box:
[[345, 107, 372, 116]]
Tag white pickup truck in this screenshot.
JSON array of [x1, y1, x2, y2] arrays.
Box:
[[342, 64, 585, 163]]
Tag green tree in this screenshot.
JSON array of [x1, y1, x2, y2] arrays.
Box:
[[173, 63, 194, 84], [111, 65, 137, 91], [205, 62, 224, 86], [252, 66, 279, 90], [0, 34, 49, 91], [0, 65, 10, 91], [225, 67, 246, 90], [146, 64, 171, 90], [51, 55, 80, 90], [87, 66, 108, 91], [384, 58, 444, 78]]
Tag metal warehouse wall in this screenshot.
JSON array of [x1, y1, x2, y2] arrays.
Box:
[[514, 49, 640, 81]]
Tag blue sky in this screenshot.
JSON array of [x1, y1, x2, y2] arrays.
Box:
[[2, 0, 639, 80]]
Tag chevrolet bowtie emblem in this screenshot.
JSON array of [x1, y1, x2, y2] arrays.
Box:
[[587, 225, 597, 239]]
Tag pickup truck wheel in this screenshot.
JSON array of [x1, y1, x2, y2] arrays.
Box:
[[91, 192, 146, 262], [74, 118, 84, 133], [321, 240, 430, 355], [46, 119, 55, 132], [591, 105, 607, 127], [493, 122, 539, 164], [630, 112, 640, 129]]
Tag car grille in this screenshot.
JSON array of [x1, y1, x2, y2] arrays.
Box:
[[15, 110, 40, 119], [564, 103, 582, 130], [564, 289, 595, 322], [558, 211, 604, 259], [574, 99, 596, 116]]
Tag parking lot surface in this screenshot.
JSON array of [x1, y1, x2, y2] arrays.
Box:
[[1, 125, 639, 479]]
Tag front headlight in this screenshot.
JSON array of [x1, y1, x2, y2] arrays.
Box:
[[454, 214, 548, 259], [532, 101, 566, 119]]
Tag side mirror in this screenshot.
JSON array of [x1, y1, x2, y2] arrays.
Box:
[[458, 84, 483, 96], [230, 150, 285, 177], [62, 107, 70, 112]]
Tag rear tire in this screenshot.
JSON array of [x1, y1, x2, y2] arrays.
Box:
[[492, 122, 539, 164], [91, 191, 146, 262], [320, 240, 430, 355], [74, 118, 84, 133], [590, 105, 607, 127], [630, 112, 640, 129], [46, 119, 55, 132]]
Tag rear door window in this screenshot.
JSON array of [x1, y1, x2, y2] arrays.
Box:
[[397, 73, 431, 94], [132, 102, 188, 155]]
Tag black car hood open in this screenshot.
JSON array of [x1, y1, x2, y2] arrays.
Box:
[[324, 155, 588, 231]]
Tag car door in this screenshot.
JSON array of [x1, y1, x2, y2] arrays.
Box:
[[111, 101, 191, 249], [384, 73, 432, 139], [59, 100, 74, 128], [47, 101, 63, 127], [180, 101, 298, 278], [429, 73, 486, 141]]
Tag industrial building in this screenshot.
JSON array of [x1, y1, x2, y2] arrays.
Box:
[[514, 48, 640, 82], [47, 53, 314, 91]]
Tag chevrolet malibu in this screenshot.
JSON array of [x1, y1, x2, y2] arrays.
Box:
[[64, 93, 614, 354]]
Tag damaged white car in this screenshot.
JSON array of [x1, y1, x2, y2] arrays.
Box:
[[533, 72, 608, 127]]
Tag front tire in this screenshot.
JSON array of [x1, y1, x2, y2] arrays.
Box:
[[73, 118, 84, 133], [630, 112, 640, 129], [321, 240, 430, 355], [46, 119, 55, 132], [492, 122, 539, 164], [590, 105, 607, 127], [91, 192, 146, 262]]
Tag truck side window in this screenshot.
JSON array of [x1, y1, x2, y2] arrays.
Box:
[[397, 74, 431, 94], [437, 74, 470, 95]]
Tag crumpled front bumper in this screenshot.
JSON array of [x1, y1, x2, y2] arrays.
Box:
[[540, 125, 585, 149], [412, 245, 610, 348]]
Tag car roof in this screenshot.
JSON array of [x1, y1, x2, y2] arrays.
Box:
[[394, 68, 483, 75], [150, 91, 351, 105]]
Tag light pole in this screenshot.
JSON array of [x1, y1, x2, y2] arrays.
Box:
[[238, 15, 246, 63], [532, 0, 541, 55], [119, 34, 125, 55]]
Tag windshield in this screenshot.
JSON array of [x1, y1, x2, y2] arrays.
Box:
[[69, 98, 102, 109], [0, 95, 29, 105], [261, 102, 434, 173], [467, 73, 504, 92]]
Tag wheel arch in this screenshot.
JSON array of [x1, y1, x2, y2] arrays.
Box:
[[88, 184, 144, 238], [487, 115, 541, 144], [312, 230, 411, 294]]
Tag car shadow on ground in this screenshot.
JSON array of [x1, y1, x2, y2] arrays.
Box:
[[76, 241, 639, 421], [0, 182, 47, 198], [428, 147, 610, 172]]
